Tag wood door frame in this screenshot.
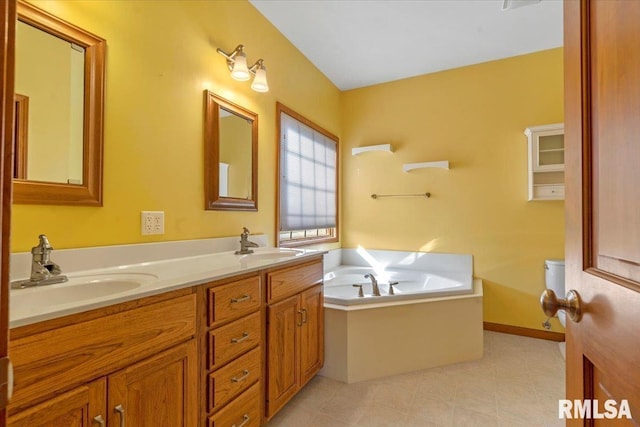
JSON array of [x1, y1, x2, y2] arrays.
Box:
[[0, 0, 16, 424]]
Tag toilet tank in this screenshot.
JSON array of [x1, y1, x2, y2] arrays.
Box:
[[545, 259, 565, 295]]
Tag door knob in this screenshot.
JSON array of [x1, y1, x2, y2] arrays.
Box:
[[540, 289, 583, 323]]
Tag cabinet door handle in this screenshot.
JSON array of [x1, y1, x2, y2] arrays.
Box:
[[114, 404, 125, 427], [93, 415, 105, 427], [301, 308, 308, 324], [231, 332, 250, 344], [232, 414, 251, 427], [231, 294, 250, 304], [297, 309, 303, 327], [231, 369, 250, 383]]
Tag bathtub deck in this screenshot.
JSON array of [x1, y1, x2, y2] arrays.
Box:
[[320, 279, 483, 383]]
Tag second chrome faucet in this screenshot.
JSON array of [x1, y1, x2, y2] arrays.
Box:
[[235, 227, 259, 255]]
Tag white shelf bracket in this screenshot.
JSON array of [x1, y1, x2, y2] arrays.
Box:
[[351, 144, 393, 156], [403, 161, 450, 172]]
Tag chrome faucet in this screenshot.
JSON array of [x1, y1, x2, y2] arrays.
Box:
[[235, 227, 259, 255], [11, 234, 68, 289], [364, 273, 381, 296]]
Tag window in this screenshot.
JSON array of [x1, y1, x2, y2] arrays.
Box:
[[277, 103, 338, 247]]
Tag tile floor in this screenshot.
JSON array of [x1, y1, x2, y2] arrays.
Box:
[[265, 331, 565, 427]]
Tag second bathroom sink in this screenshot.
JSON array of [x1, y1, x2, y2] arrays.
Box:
[[242, 248, 305, 261]]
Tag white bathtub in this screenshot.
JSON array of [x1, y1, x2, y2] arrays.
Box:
[[324, 265, 473, 305], [319, 248, 483, 383]]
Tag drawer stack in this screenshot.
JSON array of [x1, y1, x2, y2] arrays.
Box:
[[205, 275, 262, 427]]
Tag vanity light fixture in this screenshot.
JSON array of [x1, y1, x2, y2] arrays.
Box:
[[216, 44, 269, 92]]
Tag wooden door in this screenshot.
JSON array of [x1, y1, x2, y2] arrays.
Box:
[[299, 285, 324, 387], [8, 379, 106, 427], [266, 294, 299, 418], [0, 0, 15, 425], [107, 341, 197, 427], [565, 0, 640, 424]]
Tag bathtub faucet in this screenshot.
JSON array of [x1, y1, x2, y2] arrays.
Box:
[[364, 273, 381, 296]]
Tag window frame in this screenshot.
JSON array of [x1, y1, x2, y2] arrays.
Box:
[[276, 102, 339, 248]]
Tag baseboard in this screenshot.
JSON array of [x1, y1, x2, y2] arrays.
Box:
[[483, 322, 565, 342]]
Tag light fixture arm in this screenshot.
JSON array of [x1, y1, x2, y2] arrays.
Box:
[[248, 59, 265, 75], [216, 44, 246, 72]]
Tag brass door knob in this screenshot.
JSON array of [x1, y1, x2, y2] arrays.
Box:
[[540, 289, 583, 323]]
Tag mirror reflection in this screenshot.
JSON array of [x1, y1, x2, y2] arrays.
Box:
[[218, 108, 252, 198], [204, 91, 258, 211], [15, 20, 85, 184]]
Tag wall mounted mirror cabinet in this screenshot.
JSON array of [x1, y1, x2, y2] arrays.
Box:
[[203, 91, 258, 211], [13, 1, 105, 206]]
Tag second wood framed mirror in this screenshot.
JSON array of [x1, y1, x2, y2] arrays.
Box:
[[203, 91, 258, 211]]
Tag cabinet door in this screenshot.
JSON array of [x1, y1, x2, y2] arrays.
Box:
[[8, 378, 106, 427], [532, 130, 564, 172], [299, 285, 324, 386], [266, 295, 299, 418], [108, 340, 197, 427]]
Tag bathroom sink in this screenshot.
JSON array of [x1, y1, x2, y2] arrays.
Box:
[[10, 273, 158, 308], [243, 248, 305, 261]]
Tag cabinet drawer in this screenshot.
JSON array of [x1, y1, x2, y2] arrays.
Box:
[[9, 294, 196, 412], [208, 276, 261, 327], [208, 381, 261, 427], [267, 260, 323, 303], [208, 346, 261, 413], [533, 184, 564, 199], [209, 311, 261, 370]]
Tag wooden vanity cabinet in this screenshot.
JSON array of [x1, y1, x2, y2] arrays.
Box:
[[7, 290, 198, 427], [7, 255, 324, 427], [265, 260, 324, 420]]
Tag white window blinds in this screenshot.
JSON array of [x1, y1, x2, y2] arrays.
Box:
[[280, 112, 337, 231]]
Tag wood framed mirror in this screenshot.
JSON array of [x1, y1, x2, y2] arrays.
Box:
[[13, 1, 105, 206], [204, 91, 258, 211]]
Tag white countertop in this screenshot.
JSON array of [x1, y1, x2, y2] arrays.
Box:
[[10, 247, 324, 328]]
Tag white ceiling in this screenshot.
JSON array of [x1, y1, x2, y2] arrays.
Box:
[[249, 0, 563, 91]]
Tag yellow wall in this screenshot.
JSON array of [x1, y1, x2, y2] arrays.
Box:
[[340, 48, 565, 332], [12, 0, 341, 252]]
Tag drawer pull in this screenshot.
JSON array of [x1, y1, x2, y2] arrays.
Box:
[[301, 308, 308, 324], [231, 332, 250, 344], [93, 415, 105, 427], [233, 414, 251, 427], [231, 369, 250, 383], [231, 294, 251, 304], [297, 309, 303, 327], [114, 404, 125, 427]]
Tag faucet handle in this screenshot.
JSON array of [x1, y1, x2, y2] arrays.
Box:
[[32, 234, 53, 254], [388, 281, 398, 296], [241, 227, 250, 237], [352, 284, 365, 298]]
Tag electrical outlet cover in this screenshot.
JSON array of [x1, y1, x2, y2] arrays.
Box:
[[141, 211, 164, 235]]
